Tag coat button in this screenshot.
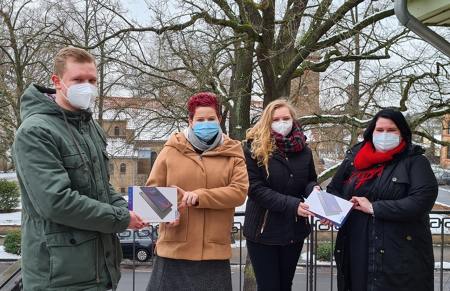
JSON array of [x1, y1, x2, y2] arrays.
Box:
[[407, 236, 412, 240], [117, 209, 123, 215], [70, 239, 77, 245], [290, 174, 293, 178], [81, 129, 84, 134], [380, 250, 385, 254], [106, 252, 110, 258], [98, 189, 103, 196], [93, 157, 97, 163], [336, 250, 341, 253], [290, 240, 294, 243], [107, 283, 112, 289], [392, 177, 397, 182], [350, 162, 354, 166]]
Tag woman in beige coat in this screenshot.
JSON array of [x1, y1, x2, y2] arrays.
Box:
[[145, 93, 249, 291]]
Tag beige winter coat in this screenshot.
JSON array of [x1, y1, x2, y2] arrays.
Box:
[[146, 132, 249, 260]]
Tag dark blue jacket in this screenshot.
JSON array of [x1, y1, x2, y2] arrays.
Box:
[[243, 140, 318, 245]]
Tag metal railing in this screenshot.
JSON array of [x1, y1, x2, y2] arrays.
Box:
[[233, 210, 450, 291], [2, 210, 450, 291]]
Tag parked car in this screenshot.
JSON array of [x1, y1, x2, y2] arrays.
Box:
[[118, 228, 158, 262], [435, 171, 450, 186]]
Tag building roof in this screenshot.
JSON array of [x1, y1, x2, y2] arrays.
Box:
[[93, 97, 187, 142]]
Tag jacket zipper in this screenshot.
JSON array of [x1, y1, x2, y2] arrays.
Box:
[[260, 210, 269, 233], [96, 234, 100, 283]]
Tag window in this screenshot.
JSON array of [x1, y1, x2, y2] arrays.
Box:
[[120, 187, 126, 193], [302, 86, 309, 96], [120, 163, 126, 174], [447, 146, 450, 160], [114, 126, 120, 136], [109, 164, 114, 174], [151, 151, 158, 168]]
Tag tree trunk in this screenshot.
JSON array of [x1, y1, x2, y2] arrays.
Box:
[[229, 41, 254, 141]]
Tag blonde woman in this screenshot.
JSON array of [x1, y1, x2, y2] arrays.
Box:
[[243, 99, 319, 291]]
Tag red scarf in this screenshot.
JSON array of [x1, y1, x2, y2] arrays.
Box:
[[348, 140, 406, 189]]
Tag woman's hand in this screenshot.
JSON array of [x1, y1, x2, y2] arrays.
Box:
[[172, 185, 199, 209], [350, 196, 373, 215], [319, 218, 333, 227], [165, 212, 181, 227], [297, 202, 315, 218]]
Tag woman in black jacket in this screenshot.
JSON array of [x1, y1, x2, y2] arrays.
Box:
[[326, 109, 438, 291], [243, 99, 320, 291]]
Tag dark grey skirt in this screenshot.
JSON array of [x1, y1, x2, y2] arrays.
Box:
[[146, 255, 232, 291]]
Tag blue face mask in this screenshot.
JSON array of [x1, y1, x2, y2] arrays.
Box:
[[193, 121, 220, 141]]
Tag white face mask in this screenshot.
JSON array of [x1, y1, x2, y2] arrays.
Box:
[[271, 120, 293, 136], [60, 79, 97, 110], [372, 133, 400, 153]]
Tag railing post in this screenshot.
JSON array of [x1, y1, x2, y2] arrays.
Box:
[[308, 217, 314, 291]]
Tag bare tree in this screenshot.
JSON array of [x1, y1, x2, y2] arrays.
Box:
[[0, 0, 58, 160]]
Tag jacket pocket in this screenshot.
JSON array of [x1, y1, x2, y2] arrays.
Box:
[[45, 230, 97, 287], [61, 152, 89, 191], [207, 208, 233, 244], [163, 207, 188, 242]]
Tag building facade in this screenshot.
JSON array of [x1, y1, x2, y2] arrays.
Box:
[[96, 97, 169, 195], [441, 116, 450, 169]]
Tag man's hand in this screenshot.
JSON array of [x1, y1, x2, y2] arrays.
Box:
[[127, 211, 149, 230]]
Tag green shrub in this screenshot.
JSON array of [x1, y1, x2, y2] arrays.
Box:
[[0, 179, 20, 213], [4, 230, 21, 255], [316, 242, 335, 262]]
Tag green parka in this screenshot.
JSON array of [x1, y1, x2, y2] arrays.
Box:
[[12, 84, 131, 290]]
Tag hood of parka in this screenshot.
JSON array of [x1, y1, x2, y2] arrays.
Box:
[[20, 84, 93, 125]]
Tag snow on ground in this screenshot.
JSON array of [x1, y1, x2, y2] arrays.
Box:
[[0, 212, 21, 226], [0, 246, 20, 260], [0, 172, 18, 182]]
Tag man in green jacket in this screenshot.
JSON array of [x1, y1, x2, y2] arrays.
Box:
[[12, 47, 148, 290]]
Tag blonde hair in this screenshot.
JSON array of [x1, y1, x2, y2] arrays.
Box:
[[246, 99, 297, 173], [53, 47, 96, 77]]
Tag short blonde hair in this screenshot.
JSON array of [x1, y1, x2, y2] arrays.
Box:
[[53, 47, 96, 77], [246, 98, 297, 173]]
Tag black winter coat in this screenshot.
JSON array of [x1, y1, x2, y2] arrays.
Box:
[[243, 141, 319, 245], [327, 142, 438, 291]]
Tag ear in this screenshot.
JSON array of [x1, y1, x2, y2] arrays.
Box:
[[52, 75, 62, 90], [188, 118, 194, 128], [218, 116, 222, 124]]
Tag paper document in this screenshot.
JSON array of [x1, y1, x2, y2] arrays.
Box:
[[304, 189, 353, 227]]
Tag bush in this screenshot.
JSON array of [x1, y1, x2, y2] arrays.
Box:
[[4, 230, 21, 255], [0, 179, 20, 213], [316, 242, 335, 262]]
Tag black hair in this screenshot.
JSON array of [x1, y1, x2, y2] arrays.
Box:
[[363, 109, 412, 144]]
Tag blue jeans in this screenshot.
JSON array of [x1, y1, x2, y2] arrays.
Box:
[[246, 239, 304, 291]]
